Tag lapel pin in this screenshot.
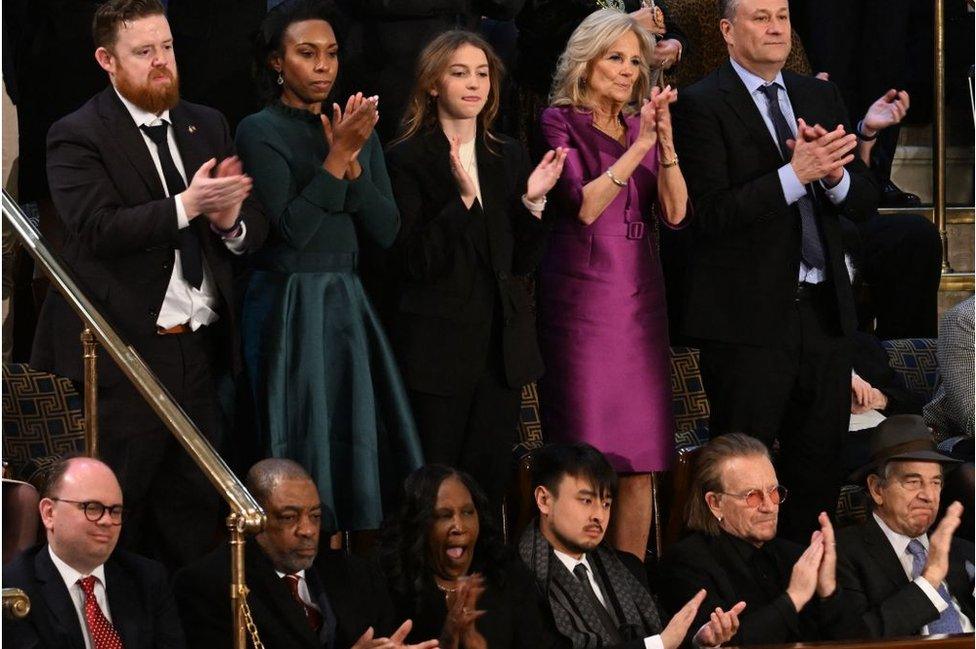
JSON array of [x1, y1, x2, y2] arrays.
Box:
[[188, 125, 197, 134]]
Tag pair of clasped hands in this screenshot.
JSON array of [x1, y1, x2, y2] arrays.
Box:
[[319, 92, 381, 181]]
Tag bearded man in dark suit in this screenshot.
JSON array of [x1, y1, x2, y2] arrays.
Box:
[[31, 0, 267, 568], [673, 0, 879, 541]]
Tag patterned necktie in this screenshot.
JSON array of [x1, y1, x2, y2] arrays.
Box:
[[77, 576, 125, 649], [282, 573, 323, 632], [139, 122, 204, 289], [573, 562, 625, 643], [757, 83, 826, 270], [906, 539, 964, 634]]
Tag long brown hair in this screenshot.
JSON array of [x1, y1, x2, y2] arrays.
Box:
[[393, 30, 504, 147]]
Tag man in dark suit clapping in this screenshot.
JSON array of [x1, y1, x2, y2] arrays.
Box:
[[30, 0, 267, 568], [673, 0, 879, 542], [2, 456, 187, 649], [173, 459, 438, 649]]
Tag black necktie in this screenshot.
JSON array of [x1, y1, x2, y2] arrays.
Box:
[[758, 84, 826, 271], [573, 562, 625, 643], [140, 122, 203, 289]]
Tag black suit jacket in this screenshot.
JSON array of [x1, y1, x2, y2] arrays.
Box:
[[673, 61, 879, 347], [659, 532, 860, 646], [30, 86, 268, 387], [173, 540, 396, 649], [385, 128, 548, 395], [2, 544, 186, 649], [836, 514, 976, 638]]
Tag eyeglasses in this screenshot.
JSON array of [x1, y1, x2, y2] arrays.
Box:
[[717, 485, 788, 508], [51, 498, 124, 524]]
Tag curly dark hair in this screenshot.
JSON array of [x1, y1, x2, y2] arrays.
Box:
[[380, 465, 512, 614], [254, 0, 348, 105]]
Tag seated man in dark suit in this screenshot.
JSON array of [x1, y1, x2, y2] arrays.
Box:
[[837, 414, 975, 638], [2, 456, 186, 649], [173, 459, 436, 649], [519, 443, 741, 649]]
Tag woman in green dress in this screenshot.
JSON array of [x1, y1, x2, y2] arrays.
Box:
[[236, 0, 422, 532]]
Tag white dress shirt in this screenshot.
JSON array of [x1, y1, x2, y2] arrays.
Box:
[[48, 546, 113, 649], [728, 58, 852, 284], [553, 549, 664, 649], [273, 568, 322, 612], [114, 88, 246, 330], [873, 513, 974, 633]]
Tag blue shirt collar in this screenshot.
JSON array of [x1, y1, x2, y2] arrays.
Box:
[[729, 57, 786, 96]]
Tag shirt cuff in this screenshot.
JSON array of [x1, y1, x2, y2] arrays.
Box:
[[691, 623, 721, 649], [175, 194, 189, 229], [778, 164, 807, 205], [914, 576, 950, 613], [521, 194, 546, 217], [645, 634, 665, 649], [222, 221, 247, 256], [820, 169, 851, 204]]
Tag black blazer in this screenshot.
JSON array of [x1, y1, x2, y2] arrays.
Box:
[[673, 61, 879, 347], [659, 532, 860, 646], [2, 544, 186, 649], [836, 514, 976, 638], [385, 128, 548, 395], [30, 86, 268, 387], [173, 540, 396, 649]]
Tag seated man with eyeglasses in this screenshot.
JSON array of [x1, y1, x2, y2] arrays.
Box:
[[2, 455, 187, 649], [659, 434, 861, 645], [836, 414, 974, 638]]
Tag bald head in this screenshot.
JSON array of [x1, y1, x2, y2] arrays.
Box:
[[246, 458, 313, 508], [39, 456, 124, 574]]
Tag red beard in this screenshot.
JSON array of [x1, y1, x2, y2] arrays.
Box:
[[116, 66, 180, 114]]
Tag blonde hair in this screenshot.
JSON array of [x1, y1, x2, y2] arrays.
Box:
[[685, 434, 772, 536], [549, 9, 658, 115], [394, 30, 504, 147]]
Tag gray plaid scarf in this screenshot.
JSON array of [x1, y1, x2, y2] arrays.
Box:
[[519, 522, 662, 648]]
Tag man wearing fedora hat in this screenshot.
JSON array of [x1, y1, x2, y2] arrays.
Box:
[[836, 414, 974, 638]]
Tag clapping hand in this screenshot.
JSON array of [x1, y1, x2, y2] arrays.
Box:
[[922, 501, 964, 589], [815, 512, 837, 598], [351, 621, 440, 649], [661, 588, 707, 649], [525, 147, 568, 216], [448, 135, 479, 209], [321, 92, 379, 179], [788, 118, 856, 186], [183, 157, 252, 226], [786, 530, 824, 612], [650, 84, 678, 145], [862, 89, 910, 136], [440, 574, 487, 649], [692, 601, 747, 647]]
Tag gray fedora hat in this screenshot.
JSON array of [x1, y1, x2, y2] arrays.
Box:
[[849, 414, 960, 482]]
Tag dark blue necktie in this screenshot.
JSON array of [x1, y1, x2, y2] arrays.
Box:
[[906, 539, 964, 634], [758, 83, 826, 271], [140, 122, 203, 289]]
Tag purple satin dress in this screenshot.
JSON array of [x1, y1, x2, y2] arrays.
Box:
[[538, 105, 679, 473]]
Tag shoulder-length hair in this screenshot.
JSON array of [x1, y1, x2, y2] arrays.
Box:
[[379, 465, 511, 614], [393, 30, 504, 147], [549, 8, 657, 115], [685, 434, 772, 536], [254, 0, 347, 105]]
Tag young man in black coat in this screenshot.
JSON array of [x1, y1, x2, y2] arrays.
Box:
[[3, 457, 186, 649], [173, 459, 437, 649], [519, 443, 743, 649]]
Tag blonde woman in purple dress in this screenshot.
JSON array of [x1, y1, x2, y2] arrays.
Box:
[[538, 9, 689, 560]]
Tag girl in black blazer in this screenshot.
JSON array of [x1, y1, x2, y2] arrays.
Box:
[[385, 30, 566, 511]]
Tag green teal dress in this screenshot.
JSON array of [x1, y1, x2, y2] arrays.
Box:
[[236, 102, 422, 531]]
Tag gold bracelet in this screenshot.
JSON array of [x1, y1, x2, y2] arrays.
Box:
[[660, 155, 679, 169], [605, 168, 627, 187]]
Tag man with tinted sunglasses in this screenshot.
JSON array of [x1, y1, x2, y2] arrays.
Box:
[[2, 455, 187, 649]]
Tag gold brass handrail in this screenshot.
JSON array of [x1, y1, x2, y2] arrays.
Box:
[[2, 588, 30, 620], [933, 0, 950, 273], [1, 189, 264, 649]]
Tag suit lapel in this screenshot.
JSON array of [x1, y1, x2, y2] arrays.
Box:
[[246, 544, 321, 648], [104, 557, 142, 649], [170, 102, 209, 183], [862, 517, 914, 590], [474, 135, 507, 270], [96, 87, 166, 199], [305, 563, 338, 646], [35, 547, 87, 649], [947, 545, 975, 622], [717, 61, 782, 165]]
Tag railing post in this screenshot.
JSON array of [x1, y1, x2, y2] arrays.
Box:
[[81, 327, 99, 458], [228, 514, 248, 649], [933, 0, 951, 272], [2, 588, 30, 620]]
